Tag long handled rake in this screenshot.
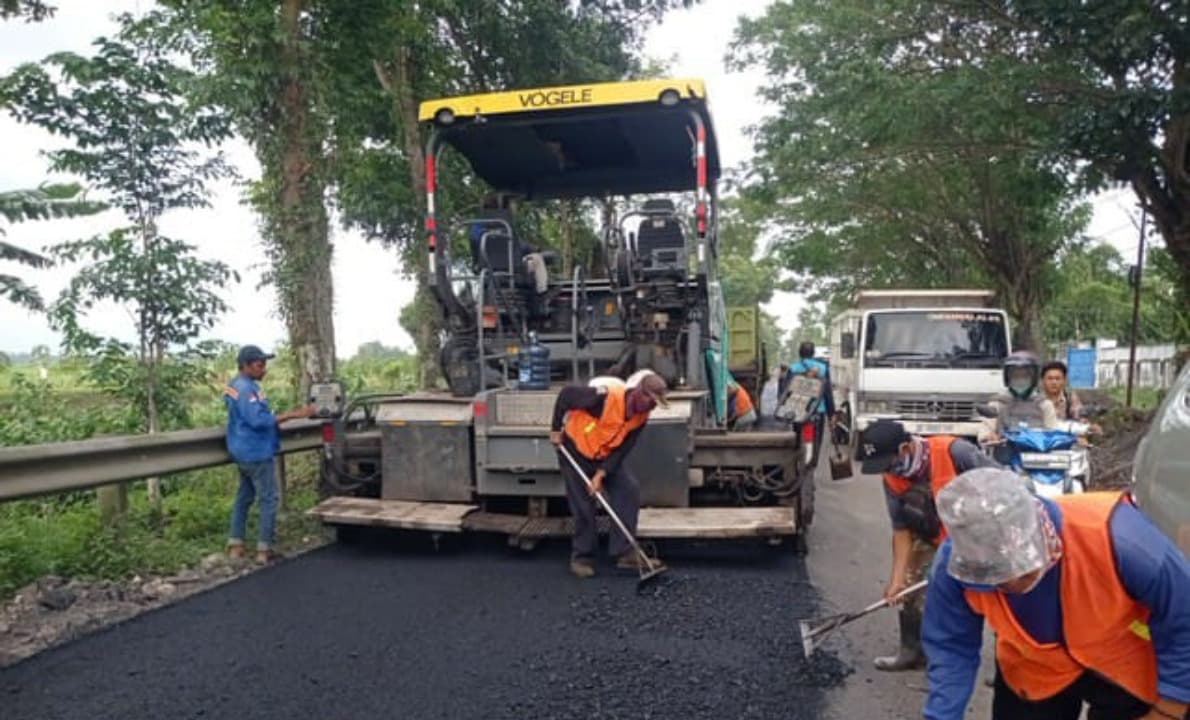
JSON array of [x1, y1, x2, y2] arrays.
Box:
[[557, 444, 668, 589], [798, 580, 928, 658]]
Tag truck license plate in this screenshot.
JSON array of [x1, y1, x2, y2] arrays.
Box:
[[916, 423, 950, 434]]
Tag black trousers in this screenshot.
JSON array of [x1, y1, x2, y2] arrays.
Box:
[[992, 665, 1157, 720], [558, 448, 640, 560]]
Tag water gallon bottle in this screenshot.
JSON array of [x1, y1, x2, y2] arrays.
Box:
[[518, 332, 551, 390]]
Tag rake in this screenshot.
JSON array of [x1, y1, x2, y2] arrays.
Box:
[[557, 444, 668, 590], [798, 579, 928, 658]]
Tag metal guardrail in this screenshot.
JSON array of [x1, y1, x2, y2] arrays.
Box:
[[0, 421, 324, 502]]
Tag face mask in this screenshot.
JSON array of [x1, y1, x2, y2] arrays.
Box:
[[1002, 566, 1048, 595], [626, 389, 656, 416], [890, 439, 929, 481]]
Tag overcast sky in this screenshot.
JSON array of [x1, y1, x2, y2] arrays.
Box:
[[0, 1, 1144, 357]]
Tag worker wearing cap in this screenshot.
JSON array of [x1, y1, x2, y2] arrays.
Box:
[[223, 345, 313, 563], [923, 468, 1190, 720], [858, 419, 999, 671], [549, 371, 668, 578]]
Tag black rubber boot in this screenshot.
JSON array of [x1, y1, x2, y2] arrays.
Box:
[[873, 606, 927, 671]]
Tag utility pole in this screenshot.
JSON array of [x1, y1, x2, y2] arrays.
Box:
[[1125, 209, 1147, 408]]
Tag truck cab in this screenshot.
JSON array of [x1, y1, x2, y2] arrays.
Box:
[[830, 290, 1011, 445]]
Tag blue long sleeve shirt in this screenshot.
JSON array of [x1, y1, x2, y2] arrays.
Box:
[[224, 374, 280, 464], [922, 497, 1190, 719]]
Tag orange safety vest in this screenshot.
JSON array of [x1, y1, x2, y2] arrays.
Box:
[[883, 435, 959, 544], [883, 435, 959, 498], [728, 384, 755, 420], [563, 384, 648, 461], [963, 493, 1157, 704]]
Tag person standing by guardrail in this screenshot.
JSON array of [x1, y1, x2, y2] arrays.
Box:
[[224, 345, 314, 564]]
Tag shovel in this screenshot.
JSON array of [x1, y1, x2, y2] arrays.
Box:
[[798, 579, 928, 658], [557, 444, 668, 590]]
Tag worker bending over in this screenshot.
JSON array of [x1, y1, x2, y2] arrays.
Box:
[[857, 420, 999, 671], [924, 468, 1190, 720], [727, 379, 757, 431], [550, 371, 668, 578]]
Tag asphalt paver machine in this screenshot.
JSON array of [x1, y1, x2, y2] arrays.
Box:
[[309, 78, 814, 551]]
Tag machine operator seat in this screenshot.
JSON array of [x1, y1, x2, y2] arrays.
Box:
[[470, 212, 529, 282], [635, 199, 688, 277]]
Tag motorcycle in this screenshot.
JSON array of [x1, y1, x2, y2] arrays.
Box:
[[976, 403, 1091, 497], [776, 375, 826, 469], [999, 424, 1091, 498]]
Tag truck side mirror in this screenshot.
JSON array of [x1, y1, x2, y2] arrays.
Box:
[[840, 332, 856, 359]]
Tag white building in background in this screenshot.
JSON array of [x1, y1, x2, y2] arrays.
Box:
[[1095, 343, 1180, 389]]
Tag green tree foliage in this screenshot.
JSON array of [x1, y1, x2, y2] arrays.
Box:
[[0, 0, 53, 22], [321, 0, 695, 385], [1046, 241, 1190, 346], [154, 0, 340, 400], [0, 16, 236, 450], [936, 2, 1190, 301], [0, 184, 105, 310], [158, 1, 694, 389], [732, 0, 1089, 352], [716, 199, 789, 362]]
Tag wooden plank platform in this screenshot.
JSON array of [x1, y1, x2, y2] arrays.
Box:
[[311, 498, 796, 539], [307, 497, 477, 533], [638, 507, 796, 538]]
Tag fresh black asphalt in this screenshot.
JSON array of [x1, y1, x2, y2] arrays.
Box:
[[1, 533, 850, 720]]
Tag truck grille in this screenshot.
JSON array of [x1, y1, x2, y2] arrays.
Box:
[[895, 399, 976, 421]]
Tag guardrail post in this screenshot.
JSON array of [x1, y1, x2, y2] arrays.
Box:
[[97, 482, 128, 525], [277, 454, 288, 510]]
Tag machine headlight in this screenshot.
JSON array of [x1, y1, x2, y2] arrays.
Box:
[[863, 400, 896, 415]]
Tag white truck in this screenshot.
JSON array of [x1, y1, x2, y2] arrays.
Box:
[[828, 289, 1011, 446]]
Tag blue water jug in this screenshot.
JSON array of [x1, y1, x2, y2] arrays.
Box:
[[518, 332, 551, 390]]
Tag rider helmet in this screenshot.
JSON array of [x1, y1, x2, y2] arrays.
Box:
[[1002, 351, 1041, 400]]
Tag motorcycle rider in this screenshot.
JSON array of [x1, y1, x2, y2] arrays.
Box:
[[784, 342, 834, 466], [978, 351, 1058, 449]]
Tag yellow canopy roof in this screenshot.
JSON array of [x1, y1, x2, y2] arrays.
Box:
[[420, 78, 721, 198]]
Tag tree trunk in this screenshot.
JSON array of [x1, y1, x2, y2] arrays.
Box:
[[141, 226, 162, 512], [386, 44, 441, 389], [145, 369, 162, 511], [277, 0, 336, 399], [1132, 107, 1190, 304], [561, 199, 576, 276]]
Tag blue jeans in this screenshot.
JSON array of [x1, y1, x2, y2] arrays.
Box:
[[228, 459, 277, 550]]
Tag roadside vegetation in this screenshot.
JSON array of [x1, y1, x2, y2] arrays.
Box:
[[0, 344, 417, 599]]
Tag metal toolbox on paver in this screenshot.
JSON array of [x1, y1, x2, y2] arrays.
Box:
[[377, 397, 474, 503], [471, 387, 700, 507]]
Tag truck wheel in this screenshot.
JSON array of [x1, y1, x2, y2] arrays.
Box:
[[334, 524, 365, 546], [792, 530, 809, 556]]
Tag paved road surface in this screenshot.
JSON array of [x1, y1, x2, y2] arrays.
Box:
[[1, 465, 993, 720]]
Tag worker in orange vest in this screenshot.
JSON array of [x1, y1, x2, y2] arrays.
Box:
[[924, 468, 1190, 720], [550, 371, 668, 579], [857, 419, 1000, 671], [727, 379, 757, 430]]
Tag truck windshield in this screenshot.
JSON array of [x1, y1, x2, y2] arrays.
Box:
[[864, 311, 1008, 368]]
